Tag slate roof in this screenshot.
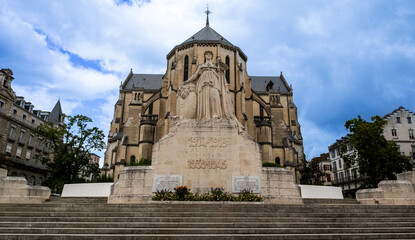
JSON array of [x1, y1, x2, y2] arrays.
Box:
[[122, 73, 293, 95], [48, 100, 62, 125], [122, 73, 164, 90], [250, 76, 291, 94], [180, 25, 235, 48], [167, 22, 247, 61]]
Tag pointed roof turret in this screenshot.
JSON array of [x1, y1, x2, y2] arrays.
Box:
[[48, 100, 63, 125], [180, 25, 234, 47], [166, 9, 247, 61]]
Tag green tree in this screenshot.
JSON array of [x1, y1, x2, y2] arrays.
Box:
[[36, 115, 105, 193], [300, 158, 326, 185], [341, 115, 412, 188]]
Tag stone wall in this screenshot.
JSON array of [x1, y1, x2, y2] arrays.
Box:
[[108, 166, 154, 203], [356, 171, 415, 205], [261, 167, 302, 204]]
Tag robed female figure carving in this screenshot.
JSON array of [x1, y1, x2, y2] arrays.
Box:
[[178, 51, 234, 120]]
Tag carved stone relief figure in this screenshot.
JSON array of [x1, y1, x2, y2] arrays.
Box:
[[176, 51, 235, 120], [176, 83, 196, 119]]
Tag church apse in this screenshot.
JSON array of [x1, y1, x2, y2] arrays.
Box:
[[103, 14, 305, 186]]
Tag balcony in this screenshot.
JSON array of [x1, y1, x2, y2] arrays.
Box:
[[140, 114, 159, 125], [254, 116, 272, 127], [332, 175, 364, 185], [5, 155, 47, 171], [11, 114, 37, 128]]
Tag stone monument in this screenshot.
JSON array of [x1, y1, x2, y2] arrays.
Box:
[[108, 51, 302, 204], [0, 168, 51, 203], [356, 171, 415, 205]]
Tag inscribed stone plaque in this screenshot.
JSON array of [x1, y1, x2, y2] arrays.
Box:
[[232, 175, 261, 193], [152, 174, 182, 192]]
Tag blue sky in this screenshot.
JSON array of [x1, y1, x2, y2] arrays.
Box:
[[1, 0, 415, 165]]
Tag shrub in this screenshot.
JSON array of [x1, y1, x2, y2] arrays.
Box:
[[174, 186, 191, 200], [93, 175, 114, 183], [152, 190, 177, 201], [127, 157, 151, 166], [152, 187, 262, 202], [262, 162, 285, 168], [236, 189, 263, 202]]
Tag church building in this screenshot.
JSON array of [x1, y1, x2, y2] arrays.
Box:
[[103, 16, 305, 183]]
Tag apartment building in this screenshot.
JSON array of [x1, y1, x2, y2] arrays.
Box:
[[329, 107, 414, 195], [0, 68, 63, 185]]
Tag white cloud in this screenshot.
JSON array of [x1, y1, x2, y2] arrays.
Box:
[[1, 0, 415, 164], [297, 13, 328, 37]]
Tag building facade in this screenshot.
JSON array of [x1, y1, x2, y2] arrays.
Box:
[[329, 135, 361, 194], [79, 153, 101, 181], [0, 68, 63, 185], [311, 153, 332, 185], [103, 19, 305, 182], [382, 107, 415, 167], [329, 107, 414, 194]]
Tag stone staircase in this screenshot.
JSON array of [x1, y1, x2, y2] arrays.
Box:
[[0, 198, 414, 239], [302, 198, 359, 205]]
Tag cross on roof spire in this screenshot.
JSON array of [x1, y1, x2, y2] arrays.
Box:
[[204, 4, 211, 26]]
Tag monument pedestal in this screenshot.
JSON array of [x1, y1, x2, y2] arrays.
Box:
[[356, 171, 415, 205], [108, 166, 154, 203], [108, 119, 302, 204], [152, 119, 262, 193], [0, 168, 51, 203], [262, 167, 303, 204]]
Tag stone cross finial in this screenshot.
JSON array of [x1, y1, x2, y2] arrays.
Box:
[[205, 4, 211, 26]]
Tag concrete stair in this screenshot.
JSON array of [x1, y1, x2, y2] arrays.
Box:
[[0, 198, 414, 239], [303, 198, 359, 205]]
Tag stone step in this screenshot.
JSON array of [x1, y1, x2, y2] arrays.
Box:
[[1, 216, 414, 223], [1, 205, 414, 213], [0, 204, 415, 213], [2, 208, 414, 215], [46, 197, 108, 203], [1, 202, 410, 208], [1, 227, 415, 234], [1, 233, 415, 240], [2, 221, 415, 228], [0, 201, 413, 239], [0, 211, 413, 218], [303, 198, 359, 204]]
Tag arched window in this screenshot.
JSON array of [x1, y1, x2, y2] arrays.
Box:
[[275, 157, 281, 165], [148, 103, 153, 115], [184, 55, 189, 81], [130, 155, 136, 164], [225, 56, 230, 84]]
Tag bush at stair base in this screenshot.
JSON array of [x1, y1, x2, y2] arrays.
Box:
[[152, 186, 263, 202]]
